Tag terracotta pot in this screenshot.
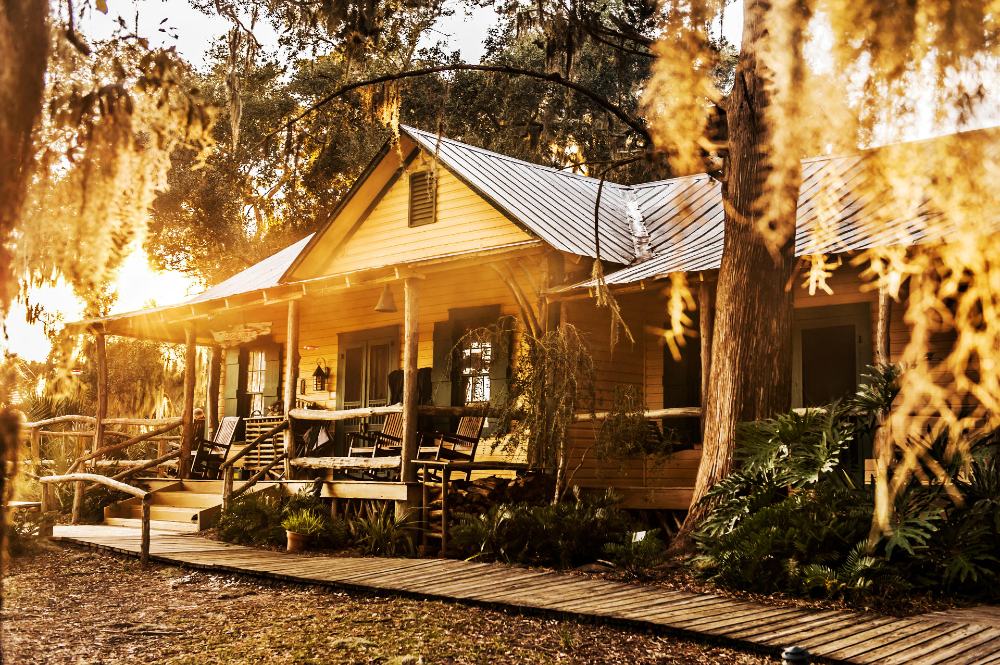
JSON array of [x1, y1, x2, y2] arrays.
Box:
[[286, 530, 308, 553]]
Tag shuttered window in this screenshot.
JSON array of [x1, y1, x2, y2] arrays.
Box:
[[408, 171, 436, 227]]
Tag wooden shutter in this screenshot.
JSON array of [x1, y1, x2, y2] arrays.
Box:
[[488, 318, 514, 410], [263, 343, 281, 411], [431, 321, 454, 406], [223, 348, 242, 417], [408, 171, 436, 227]]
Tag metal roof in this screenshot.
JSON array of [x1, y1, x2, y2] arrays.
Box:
[[590, 147, 996, 287], [402, 125, 637, 263], [185, 234, 315, 304]]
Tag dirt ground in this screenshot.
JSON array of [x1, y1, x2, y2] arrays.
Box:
[[2, 544, 775, 665]]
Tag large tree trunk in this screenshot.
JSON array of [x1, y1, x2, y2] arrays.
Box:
[[672, 0, 800, 550], [0, 0, 47, 310]]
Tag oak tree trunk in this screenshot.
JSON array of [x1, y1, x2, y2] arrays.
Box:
[[672, 0, 800, 550], [0, 0, 47, 308]]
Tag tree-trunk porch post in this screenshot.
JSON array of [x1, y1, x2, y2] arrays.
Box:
[[179, 325, 197, 480], [207, 344, 221, 439], [399, 277, 420, 516], [283, 300, 301, 478], [94, 330, 108, 468]]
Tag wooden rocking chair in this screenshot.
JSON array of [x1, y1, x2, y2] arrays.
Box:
[[346, 412, 404, 479], [419, 416, 486, 481], [190, 416, 240, 480]]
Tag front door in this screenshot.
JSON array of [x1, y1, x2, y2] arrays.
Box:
[[337, 326, 399, 437]]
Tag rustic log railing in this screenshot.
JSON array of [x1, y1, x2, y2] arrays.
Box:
[[38, 473, 152, 564], [289, 404, 702, 423], [220, 420, 290, 509], [23, 416, 184, 474]]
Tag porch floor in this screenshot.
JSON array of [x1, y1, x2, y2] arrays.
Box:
[[52, 525, 998, 664]]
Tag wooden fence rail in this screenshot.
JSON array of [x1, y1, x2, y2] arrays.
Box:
[[220, 420, 290, 509], [38, 473, 152, 564]]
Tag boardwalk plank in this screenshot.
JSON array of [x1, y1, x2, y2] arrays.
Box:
[[879, 623, 996, 665], [926, 631, 1000, 665], [51, 526, 1000, 665], [848, 622, 957, 663]]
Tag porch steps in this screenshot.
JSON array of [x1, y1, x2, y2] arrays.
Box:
[[103, 480, 240, 531], [102, 518, 200, 533]]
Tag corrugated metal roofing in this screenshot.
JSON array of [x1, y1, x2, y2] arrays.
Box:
[[185, 234, 315, 304], [591, 147, 996, 287], [402, 125, 637, 263]]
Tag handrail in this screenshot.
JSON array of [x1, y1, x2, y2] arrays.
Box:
[[220, 420, 289, 471], [67, 421, 182, 473], [289, 405, 701, 423], [221, 420, 290, 509], [110, 449, 181, 481], [24, 415, 96, 429], [38, 473, 152, 564], [226, 452, 288, 507]]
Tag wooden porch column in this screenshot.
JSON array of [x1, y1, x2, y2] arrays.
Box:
[[178, 326, 197, 480], [400, 278, 420, 486], [207, 345, 221, 438], [875, 285, 892, 366], [283, 300, 300, 478], [699, 277, 716, 437], [94, 330, 108, 467]]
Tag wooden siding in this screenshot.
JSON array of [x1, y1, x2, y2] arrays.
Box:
[[305, 158, 533, 277]]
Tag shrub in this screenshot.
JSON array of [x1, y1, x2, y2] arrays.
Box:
[[349, 503, 415, 557], [216, 493, 285, 547], [601, 529, 667, 579], [694, 364, 1000, 602], [451, 492, 634, 568], [282, 509, 328, 537]]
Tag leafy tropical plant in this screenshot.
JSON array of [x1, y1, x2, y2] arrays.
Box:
[[216, 492, 285, 547], [281, 509, 328, 537], [451, 491, 634, 569], [349, 503, 415, 557], [601, 529, 667, 579]]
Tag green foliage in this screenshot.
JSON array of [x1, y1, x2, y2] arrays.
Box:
[[451, 492, 633, 569], [281, 509, 328, 537], [216, 493, 286, 547], [596, 385, 675, 458], [349, 503, 416, 557], [601, 529, 667, 579], [695, 364, 1000, 601]]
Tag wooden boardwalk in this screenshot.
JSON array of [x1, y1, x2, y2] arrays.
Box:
[[52, 525, 1000, 664]]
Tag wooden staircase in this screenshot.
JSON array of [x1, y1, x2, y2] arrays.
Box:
[[103, 480, 230, 533]]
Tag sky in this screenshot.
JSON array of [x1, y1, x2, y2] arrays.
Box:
[[6, 1, 992, 362]]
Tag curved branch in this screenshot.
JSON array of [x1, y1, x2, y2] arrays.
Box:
[[266, 64, 650, 145]]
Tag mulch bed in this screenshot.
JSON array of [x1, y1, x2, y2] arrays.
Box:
[[2, 543, 773, 664]]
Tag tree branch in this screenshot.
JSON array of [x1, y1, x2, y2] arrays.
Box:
[[264, 63, 651, 145]]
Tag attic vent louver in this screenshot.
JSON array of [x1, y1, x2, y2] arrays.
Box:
[[624, 190, 653, 262], [408, 170, 437, 227]]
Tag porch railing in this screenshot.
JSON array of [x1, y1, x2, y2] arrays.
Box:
[[220, 420, 290, 509], [39, 473, 153, 564]]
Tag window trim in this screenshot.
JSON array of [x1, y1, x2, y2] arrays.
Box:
[[407, 170, 437, 227]]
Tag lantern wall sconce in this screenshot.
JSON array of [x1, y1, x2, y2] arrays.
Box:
[[374, 284, 397, 313], [312, 359, 330, 391]]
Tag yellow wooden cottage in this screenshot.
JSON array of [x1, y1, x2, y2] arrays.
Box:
[[55, 124, 995, 532]]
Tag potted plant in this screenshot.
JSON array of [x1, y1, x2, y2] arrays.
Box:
[[281, 509, 326, 553]]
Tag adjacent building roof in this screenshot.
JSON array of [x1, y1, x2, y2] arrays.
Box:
[[185, 234, 315, 304]]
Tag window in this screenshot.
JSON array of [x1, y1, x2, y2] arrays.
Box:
[[408, 171, 436, 227], [792, 303, 873, 408], [246, 350, 267, 415], [459, 339, 492, 404]]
